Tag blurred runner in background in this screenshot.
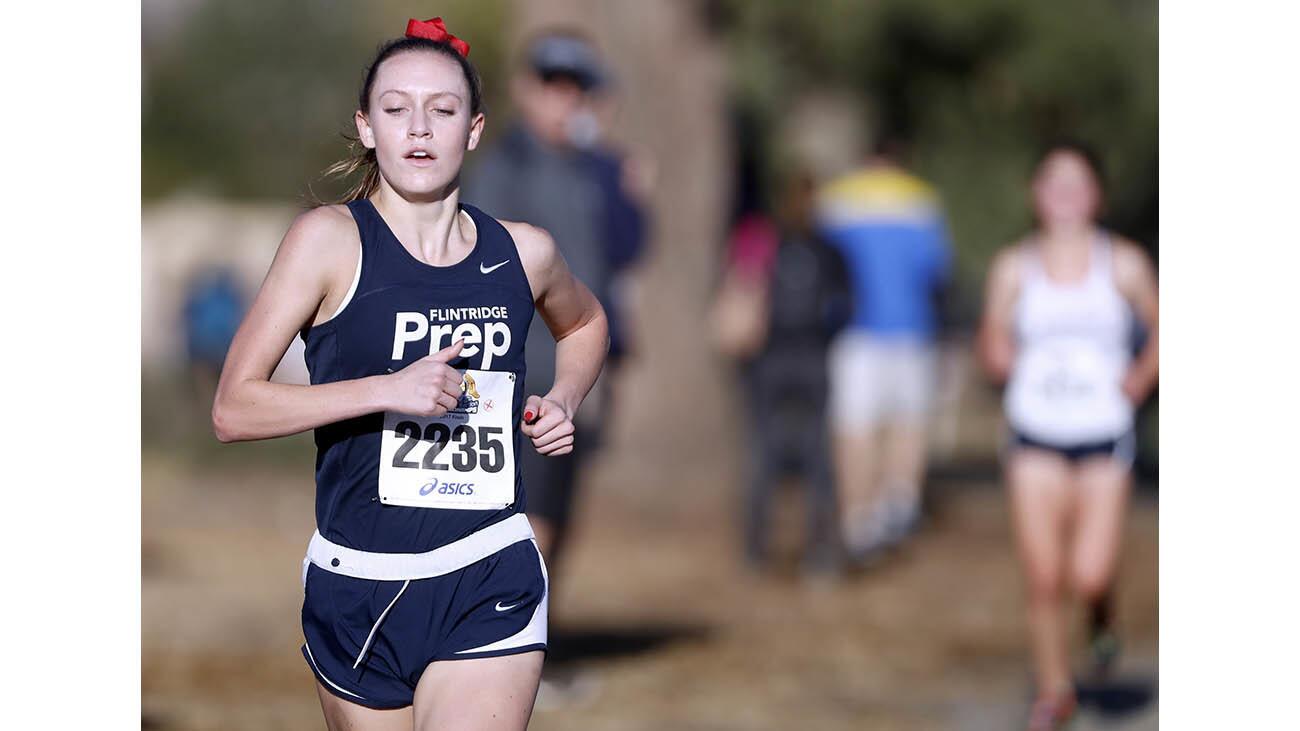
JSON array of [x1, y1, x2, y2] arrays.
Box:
[[713, 171, 851, 579], [815, 137, 953, 565], [977, 140, 1159, 731], [463, 29, 649, 576]]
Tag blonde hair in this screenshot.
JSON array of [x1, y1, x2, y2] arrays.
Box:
[[313, 138, 382, 205]]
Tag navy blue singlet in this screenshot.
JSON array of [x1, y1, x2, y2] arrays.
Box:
[[303, 199, 534, 553]]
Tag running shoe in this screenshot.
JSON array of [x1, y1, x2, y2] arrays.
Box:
[[1087, 627, 1121, 680], [843, 509, 892, 564], [882, 501, 922, 547], [1026, 692, 1076, 731]]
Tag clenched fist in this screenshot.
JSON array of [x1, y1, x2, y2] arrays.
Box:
[[382, 340, 466, 417], [520, 394, 576, 456]]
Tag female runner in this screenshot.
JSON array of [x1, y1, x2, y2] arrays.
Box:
[[212, 17, 608, 730], [976, 141, 1158, 730]]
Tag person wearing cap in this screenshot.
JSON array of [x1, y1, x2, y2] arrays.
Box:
[[463, 29, 648, 580]]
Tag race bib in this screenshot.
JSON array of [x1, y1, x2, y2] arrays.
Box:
[[1034, 345, 1107, 402], [378, 369, 516, 510], [1015, 338, 1124, 412], [1037, 351, 1099, 402]]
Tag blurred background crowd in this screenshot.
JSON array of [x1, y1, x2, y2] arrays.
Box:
[[142, 1, 1157, 729]]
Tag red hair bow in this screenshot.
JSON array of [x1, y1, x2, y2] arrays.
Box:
[[405, 17, 470, 58]]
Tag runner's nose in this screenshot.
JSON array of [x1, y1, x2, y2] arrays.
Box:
[[408, 108, 431, 139]]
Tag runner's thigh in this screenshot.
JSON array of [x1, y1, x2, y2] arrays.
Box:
[[1005, 450, 1074, 591], [315, 681, 413, 731], [412, 651, 544, 731], [1069, 457, 1131, 594]]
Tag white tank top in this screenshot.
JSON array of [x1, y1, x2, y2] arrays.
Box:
[[1004, 232, 1134, 444]]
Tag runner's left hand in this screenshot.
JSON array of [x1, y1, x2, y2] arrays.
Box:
[[521, 394, 575, 456], [1121, 368, 1152, 406]]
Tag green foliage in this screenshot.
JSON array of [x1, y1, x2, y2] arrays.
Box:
[[720, 0, 1158, 288], [142, 0, 508, 203], [143, 0, 1157, 281]]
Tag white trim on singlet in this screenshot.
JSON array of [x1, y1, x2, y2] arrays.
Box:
[[317, 238, 363, 325], [459, 207, 477, 240], [317, 208, 473, 326]]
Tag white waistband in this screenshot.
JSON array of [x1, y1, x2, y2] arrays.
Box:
[[305, 513, 534, 582]]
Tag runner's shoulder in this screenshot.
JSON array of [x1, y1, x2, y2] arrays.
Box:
[[277, 203, 360, 276], [287, 203, 358, 249], [1107, 233, 1156, 289], [1108, 234, 1153, 269], [497, 218, 560, 272], [988, 239, 1030, 288]]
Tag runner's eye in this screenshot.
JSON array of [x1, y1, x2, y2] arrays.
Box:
[[385, 107, 406, 114], [435, 108, 456, 116]]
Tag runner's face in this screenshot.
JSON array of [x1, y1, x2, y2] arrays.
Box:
[[358, 51, 484, 198], [1032, 150, 1101, 229]]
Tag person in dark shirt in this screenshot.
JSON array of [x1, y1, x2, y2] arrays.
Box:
[[721, 172, 852, 577], [462, 28, 648, 582]]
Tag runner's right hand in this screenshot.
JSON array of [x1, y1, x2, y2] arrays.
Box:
[[382, 340, 465, 417]]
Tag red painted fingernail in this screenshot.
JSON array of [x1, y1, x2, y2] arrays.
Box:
[[523, 410, 535, 422]]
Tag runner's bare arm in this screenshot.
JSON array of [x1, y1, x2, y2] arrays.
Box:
[[1113, 238, 1159, 404], [506, 220, 609, 456], [212, 207, 463, 442], [976, 246, 1022, 384]]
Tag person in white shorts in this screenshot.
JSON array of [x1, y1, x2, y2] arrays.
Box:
[[827, 332, 937, 556], [817, 137, 953, 562], [977, 139, 1158, 731]]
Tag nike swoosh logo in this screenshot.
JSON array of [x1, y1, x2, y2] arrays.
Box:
[[494, 601, 519, 612], [480, 260, 509, 274]]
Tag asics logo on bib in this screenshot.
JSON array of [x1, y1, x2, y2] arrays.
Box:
[[391, 307, 512, 367], [419, 478, 476, 496]]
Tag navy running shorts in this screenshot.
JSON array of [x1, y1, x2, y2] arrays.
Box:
[[1005, 428, 1137, 468], [301, 538, 548, 709]]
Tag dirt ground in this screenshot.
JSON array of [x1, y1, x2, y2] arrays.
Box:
[[142, 443, 1157, 731]]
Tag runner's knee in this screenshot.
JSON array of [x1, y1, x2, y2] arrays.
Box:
[[1070, 562, 1112, 602], [1025, 563, 1065, 603]]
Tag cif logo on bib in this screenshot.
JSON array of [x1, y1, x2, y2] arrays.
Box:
[[415, 375, 484, 496], [456, 373, 481, 414], [391, 306, 512, 369]]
